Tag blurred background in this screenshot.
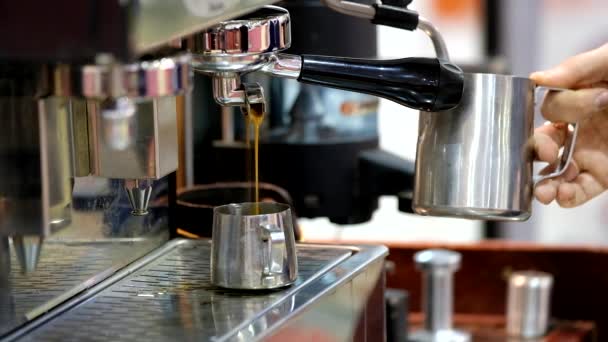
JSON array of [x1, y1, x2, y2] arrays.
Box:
[[301, 0, 608, 245]]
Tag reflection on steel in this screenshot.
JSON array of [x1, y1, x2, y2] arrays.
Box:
[[86, 96, 179, 180], [69, 99, 91, 177], [261, 54, 302, 79], [99, 98, 136, 151], [10, 240, 387, 341], [190, 6, 291, 74], [212, 74, 246, 106]]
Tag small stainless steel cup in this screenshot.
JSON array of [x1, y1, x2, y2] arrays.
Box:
[[211, 202, 298, 290], [506, 271, 553, 339], [413, 73, 578, 221]]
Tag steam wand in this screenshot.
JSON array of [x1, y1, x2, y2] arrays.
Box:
[[322, 0, 450, 60]]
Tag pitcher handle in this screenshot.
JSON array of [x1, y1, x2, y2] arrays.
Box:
[[533, 86, 579, 186], [258, 224, 286, 276]]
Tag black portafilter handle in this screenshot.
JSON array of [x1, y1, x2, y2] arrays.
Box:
[[297, 55, 464, 112]]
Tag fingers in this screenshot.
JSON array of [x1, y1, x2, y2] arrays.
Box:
[[535, 178, 558, 204], [530, 43, 608, 88], [572, 150, 608, 189], [540, 87, 608, 122], [562, 159, 581, 182], [555, 172, 606, 208], [533, 123, 568, 163], [534, 160, 579, 205]]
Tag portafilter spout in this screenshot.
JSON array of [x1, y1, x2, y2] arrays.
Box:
[[190, 5, 463, 112]]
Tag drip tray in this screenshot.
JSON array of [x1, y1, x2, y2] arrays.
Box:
[[0, 238, 162, 338], [9, 239, 386, 342]]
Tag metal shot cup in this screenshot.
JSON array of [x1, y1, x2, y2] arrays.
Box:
[[211, 202, 298, 290]]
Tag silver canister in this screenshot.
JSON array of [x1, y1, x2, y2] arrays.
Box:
[[506, 271, 553, 339], [413, 73, 578, 221], [211, 202, 298, 290]]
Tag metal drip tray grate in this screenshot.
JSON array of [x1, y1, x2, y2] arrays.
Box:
[[0, 238, 161, 338], [14, 240, 355, 341]]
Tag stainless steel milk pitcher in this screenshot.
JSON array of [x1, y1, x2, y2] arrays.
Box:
[[413, 73, 578, 221], [211, 202, 298, 289]]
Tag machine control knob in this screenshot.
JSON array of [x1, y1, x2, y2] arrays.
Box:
[[410, 249, 470, 342]]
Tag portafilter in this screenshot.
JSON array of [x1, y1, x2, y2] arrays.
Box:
[[188, 5, 465, 113]]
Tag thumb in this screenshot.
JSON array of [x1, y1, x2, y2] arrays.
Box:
[[541, 88, 608, 122], [530, 43, 608, 88]]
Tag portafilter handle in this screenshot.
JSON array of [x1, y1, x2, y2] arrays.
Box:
[[260, 53, 463, 112], [296, 55, 463, 112]]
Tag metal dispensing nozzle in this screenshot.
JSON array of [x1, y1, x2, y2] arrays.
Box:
[[125, 179, 153, 216], [12, 235, 43, 273]]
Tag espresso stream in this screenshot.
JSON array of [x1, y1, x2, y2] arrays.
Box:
[[247, 104, 264, 214]]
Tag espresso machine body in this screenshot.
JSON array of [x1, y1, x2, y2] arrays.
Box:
[[0, 3, 588, 341], [0, 1, 196, 336], [0, 2, 390, 341]]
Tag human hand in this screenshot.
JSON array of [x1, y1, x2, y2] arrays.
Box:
[[532, 43, 608, 207]]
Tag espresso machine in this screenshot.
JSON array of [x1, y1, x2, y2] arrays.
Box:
[[2, 0, 579, 340], [0, 1, 459, 340]]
